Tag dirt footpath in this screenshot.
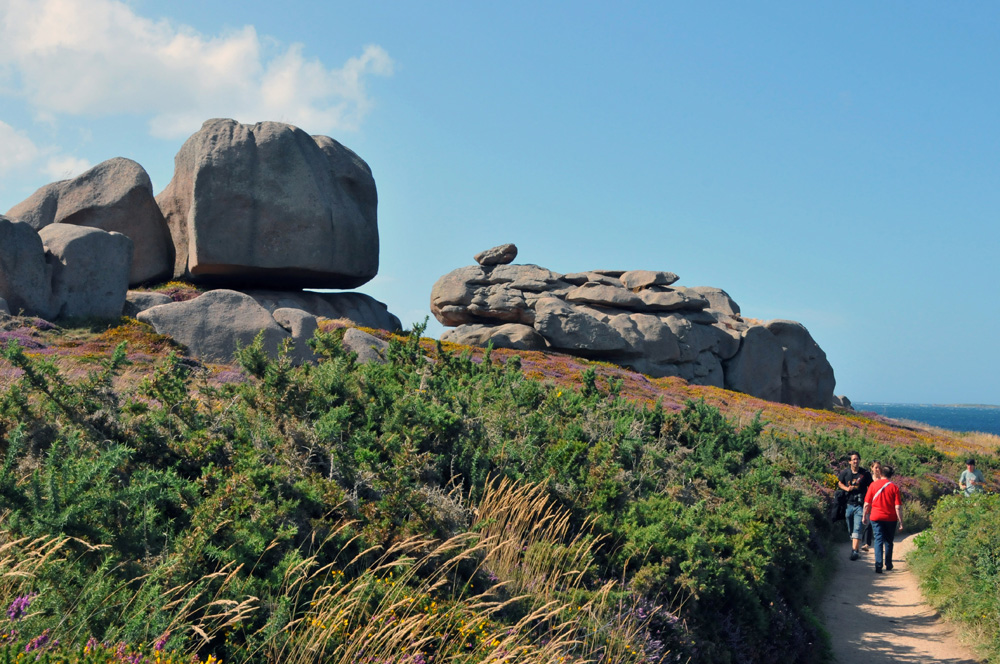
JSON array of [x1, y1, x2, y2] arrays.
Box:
[[821, 532, 982, 663]]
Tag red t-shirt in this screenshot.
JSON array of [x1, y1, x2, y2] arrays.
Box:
[[864, 479, 901, 521]]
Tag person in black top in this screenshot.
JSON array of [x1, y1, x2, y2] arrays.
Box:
[[837, 451, 873, 561]]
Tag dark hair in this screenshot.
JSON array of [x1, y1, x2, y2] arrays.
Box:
[[847, 451, 860, 460], [881, 465, 894, 479], [967, 458, 976, 466]]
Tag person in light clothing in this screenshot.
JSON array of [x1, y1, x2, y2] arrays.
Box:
[[959, 458, 985, 496], [863, 465, 903, 574]]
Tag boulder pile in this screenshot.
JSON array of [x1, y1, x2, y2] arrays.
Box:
[[1, 118, 400, 363], [432, 244, 836, 409]]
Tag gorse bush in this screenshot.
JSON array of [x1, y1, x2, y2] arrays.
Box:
[[910, 493, 1000, 662], [0, 321, 978, 663]]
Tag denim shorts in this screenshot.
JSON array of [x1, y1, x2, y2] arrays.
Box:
[[845, 503, 865, 539]]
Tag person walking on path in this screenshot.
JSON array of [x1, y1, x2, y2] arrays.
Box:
[[863, 465, 903, 574], [861, 460, 883, 552], [838, 451, 873, 561], [959, 458, 985, 496]]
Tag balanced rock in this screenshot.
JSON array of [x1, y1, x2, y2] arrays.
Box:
[[0, 216, 54, 318], [6, 158, 173, 285], [157, 119, 379, 289], [474, 243, 518, 266], [40, 224, 132, 320], [619, 270, 679, 290]]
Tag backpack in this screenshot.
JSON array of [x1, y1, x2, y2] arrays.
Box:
[[829, 489, 847, 522]]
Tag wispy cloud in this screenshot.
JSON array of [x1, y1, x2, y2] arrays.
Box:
[[0, 0, 393, 139], [0, 120, 40, 175]]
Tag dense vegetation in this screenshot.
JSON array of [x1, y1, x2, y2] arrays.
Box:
[[911, 493, 1000, 662], [0, 317, 990, 663]]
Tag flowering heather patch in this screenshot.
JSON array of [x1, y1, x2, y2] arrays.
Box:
[[97, 320, 180, 356], [209, 367, 248, 385], [0, 328, 44, 350], [29, 318, 56, 331], [148, 281, 204, 303]]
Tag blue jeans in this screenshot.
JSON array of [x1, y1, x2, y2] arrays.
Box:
[[871, 520, 898, 567], [845, 503, 864, 540]]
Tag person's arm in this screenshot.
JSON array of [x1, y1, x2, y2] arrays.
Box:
[[863, 501, 871, 522], [959, 471, 967, 491], [895, 504, 904, 531], [837, 472, 853, 492]]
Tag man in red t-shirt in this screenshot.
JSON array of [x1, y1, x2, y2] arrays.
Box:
[[863, 465, 904, 573]]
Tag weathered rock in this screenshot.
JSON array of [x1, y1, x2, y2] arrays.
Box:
[[157, 118, 379, 288], [137, 289, 289, 363], [638, 287, 709, 312], [342, 328, 389, 364], [488, 264, 567, 292], [0, 216, 54, 318], [474, 243, 518, 266], [723, 326, 785, 402], [40, 224, 131, 320], [691, 287, 741, 316], [6, 158, 173, 285], [607, 314, 682, 363], [763, 320, 836, 409], [243, 290, 401, 331], [123, 291, 174, 317], [441, 323, 547, 351], [566, 282, 645, 309], [532, 298, 628, 354], [272, 307, 319, 364], [620, 270, 680, 290], [430, 257, 837, 408], [833, 395, 854, 410]]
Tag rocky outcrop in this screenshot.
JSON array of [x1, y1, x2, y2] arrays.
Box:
[[431, 253, 836, 409], [157, 118, 379, 289], [6, 158, 174, 285], [0, 118, 400, 368]]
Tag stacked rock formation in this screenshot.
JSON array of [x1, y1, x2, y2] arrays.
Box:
[[432, 244, 836, 409], [2, 118, 400, 363]]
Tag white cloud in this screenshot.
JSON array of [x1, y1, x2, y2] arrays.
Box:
[[0, 0, 393, 138], [0, 119, 40, 174], [43, 155, 92, 180]]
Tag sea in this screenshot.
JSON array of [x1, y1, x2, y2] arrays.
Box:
[[855, 402, 1000, 437]]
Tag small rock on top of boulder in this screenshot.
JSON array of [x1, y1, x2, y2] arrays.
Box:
[[156, 118, 379, 289], [474, 243, 518, 266]]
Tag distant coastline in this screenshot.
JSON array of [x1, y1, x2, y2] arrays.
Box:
[[855, 402, 1000, 436]]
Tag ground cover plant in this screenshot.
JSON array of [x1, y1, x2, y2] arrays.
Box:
[[0, 316, 992, 663], [910, 493, 1000, 663]]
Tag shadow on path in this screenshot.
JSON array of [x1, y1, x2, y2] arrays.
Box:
[[820, 532, 981, 663]]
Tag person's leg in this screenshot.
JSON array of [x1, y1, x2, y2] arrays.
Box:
[[883, 521, 898, 569], [846, 504, 863, 559], [871, 521, 884, 571]]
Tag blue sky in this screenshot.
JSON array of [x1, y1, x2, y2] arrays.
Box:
[[1, 1, 998, 405]]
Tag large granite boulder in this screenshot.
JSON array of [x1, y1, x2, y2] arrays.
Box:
[[6, 158, 173, 285], [123, 291, 174, 318], [137, 289, 290, 363], [0, 216, 54, 318], [40, 224, 132, 320], [157, 119, 379, 289], [723, 326, 785, 402], [430, 251, 838, 409], [763, 320, 836, 409], [475, 243, 518, 266]]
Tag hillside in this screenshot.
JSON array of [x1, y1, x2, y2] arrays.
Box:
[[0, 314, 995, 664]]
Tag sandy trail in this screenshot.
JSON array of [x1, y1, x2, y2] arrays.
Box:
[[820, 531, 982, 663]]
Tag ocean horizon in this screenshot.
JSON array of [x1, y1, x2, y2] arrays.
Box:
[[855, 402, 1000, 437]]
